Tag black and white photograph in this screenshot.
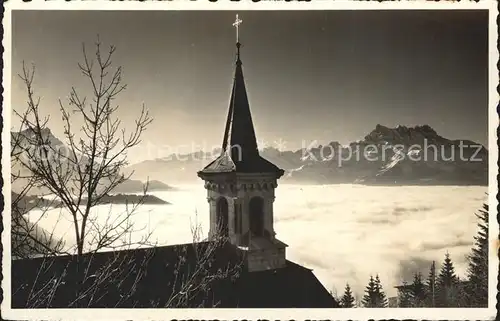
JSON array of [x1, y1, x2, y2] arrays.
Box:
[[1, 1, 498, 320]]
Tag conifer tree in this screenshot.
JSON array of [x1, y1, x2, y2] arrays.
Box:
[[362, 276, 378, 308], [438, 253, 458, 286], [425, 261, 437, 307], [340, 283, 356, 308], [450, 276, 468, 307], [410, 272, 426, 307], [363, 275, 388, 308], [374, 275, 388, 308], [465, 203, 489, 307], [397, 281, 412, 307], [436, 252, 459, 307]]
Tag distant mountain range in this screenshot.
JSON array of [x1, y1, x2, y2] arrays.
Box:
[[123, 124, 488, 186], [11, 125, 488, 188]]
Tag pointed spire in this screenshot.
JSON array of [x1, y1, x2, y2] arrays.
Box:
[[221, 39, 259, 162], [236, 42, 242, 65], [198, 16, 284, 178]]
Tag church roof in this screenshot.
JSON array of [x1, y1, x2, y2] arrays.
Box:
[[199, 42, 284, 178], [248, 235, 288, 250], [11, 242, 338, 308]]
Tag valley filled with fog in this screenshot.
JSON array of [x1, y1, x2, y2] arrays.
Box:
[[26, 184, 487, 298]]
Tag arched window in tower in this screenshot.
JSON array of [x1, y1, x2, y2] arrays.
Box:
[[216, 197, 229, 237], [249, 196, 264, 237]]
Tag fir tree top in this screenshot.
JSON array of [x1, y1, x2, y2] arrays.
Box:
[[410, 272, 427, 306], [362, 276, 377, 308], [362, 275, 388, 308], [427, 260, 436, 286], [340, 283, 356, 308], [375, 274, 388, 308], [438, 252, 458, 288], [465, 203, 489, 307]]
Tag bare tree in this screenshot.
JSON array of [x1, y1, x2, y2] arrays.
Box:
[[14, 38, 152, 255], [11, 114, 67, 259], [162, 216, 242, 308], [11, 38, 242, 308]]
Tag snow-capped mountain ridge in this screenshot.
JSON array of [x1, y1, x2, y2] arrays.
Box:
[[123, 124, 488, 186]]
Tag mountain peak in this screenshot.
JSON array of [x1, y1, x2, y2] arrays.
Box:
[[18, 127, 53, 137], [414, 124, 437, 135], [13, 127, 65, 148], [365, 124, 442, 145]]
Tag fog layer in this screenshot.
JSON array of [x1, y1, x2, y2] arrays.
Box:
[[26, 184, 487, 298]]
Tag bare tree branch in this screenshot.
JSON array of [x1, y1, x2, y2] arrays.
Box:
[[13, 39, 153, 256], [12, 38, 241, 309]]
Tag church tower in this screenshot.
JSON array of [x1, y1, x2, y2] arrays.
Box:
[[197, 15, 287, 272]]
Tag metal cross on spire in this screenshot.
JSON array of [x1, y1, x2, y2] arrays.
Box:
[[232, 14, 243, 43]]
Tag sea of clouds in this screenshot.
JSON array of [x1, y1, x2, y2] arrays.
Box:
[[25, 184, 487, 298]]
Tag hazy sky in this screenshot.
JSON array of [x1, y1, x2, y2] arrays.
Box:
[[12, 10, 488, 163]]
